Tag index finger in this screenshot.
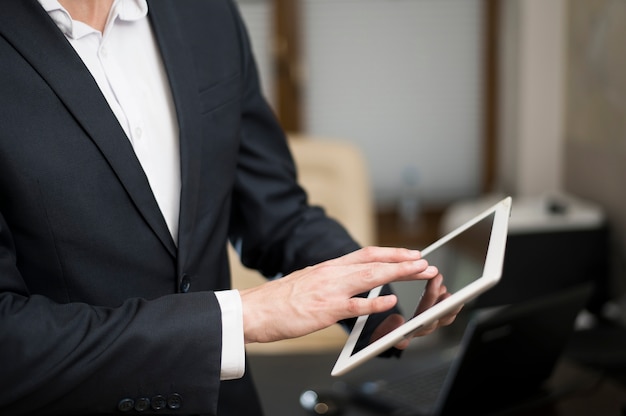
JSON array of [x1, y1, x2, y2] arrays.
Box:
[[326, 246, 423, 266], [338, 259, 439, 298]]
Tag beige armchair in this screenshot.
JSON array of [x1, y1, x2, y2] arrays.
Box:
[[229, 134, 377, 354]]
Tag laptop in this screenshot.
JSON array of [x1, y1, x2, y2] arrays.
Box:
[[340, 283, 594, 416]]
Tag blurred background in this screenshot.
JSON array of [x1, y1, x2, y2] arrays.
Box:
[[230, 1, 626, 409], [234, 0, 625, 324]]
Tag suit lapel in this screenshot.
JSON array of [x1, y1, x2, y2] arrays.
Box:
[[147, 1, 204, 274], [0, 0, 177, 257]]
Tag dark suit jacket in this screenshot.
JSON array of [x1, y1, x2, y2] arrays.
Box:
[[0, 1, 367, 414]]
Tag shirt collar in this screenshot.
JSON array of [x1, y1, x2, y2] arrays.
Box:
[[37, 0, 148, 39]]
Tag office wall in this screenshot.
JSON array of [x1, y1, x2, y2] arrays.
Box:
[[300, 0, 484, 209], [236, 0, 485, 210], [563, 0, 626, 314]]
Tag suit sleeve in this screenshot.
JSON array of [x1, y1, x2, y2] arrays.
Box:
[[0, 210, 224, 415], [226, 2, 361, 276]]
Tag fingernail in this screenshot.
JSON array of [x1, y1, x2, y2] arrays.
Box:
[[426, 265, 438, 274]]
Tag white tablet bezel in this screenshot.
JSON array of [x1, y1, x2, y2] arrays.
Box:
[[331, 196, 512, 377]]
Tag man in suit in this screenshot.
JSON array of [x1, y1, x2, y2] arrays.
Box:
[[0, 0, 457, 414]]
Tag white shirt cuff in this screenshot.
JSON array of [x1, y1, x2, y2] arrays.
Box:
[[214, 289, 245, 380]]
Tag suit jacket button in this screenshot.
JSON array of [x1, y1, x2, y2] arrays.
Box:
[[167, 393, 183, 410], [135, 397, 150, 412], [117, 398, 134, 412], [179, 276, 191, 293], [151, 395, 166, 410]]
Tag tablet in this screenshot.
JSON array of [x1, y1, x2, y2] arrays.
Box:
[[331, 196, 512, 376]]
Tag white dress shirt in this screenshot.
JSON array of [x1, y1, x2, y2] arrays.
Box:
[[37, 0, 245, 380]]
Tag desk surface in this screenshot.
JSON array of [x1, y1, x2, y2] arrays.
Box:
[[248, 344, 626, 416]]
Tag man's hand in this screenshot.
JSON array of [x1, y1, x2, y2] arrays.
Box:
[[370, 273, 462, 350], [239, 246, 442, 344]]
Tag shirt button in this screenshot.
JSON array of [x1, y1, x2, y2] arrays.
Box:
[[100, 46, 108, 58], [134, 127, 143, 140], [117, 398, 134, 412], [135, 397, 151, 412], [179, 276, 191, 293], [167, 393, 183, 410], [151, 395, 166, 411]]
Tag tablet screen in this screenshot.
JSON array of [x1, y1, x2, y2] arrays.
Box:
[[397, 210, 493, 319], [331, 196, 511, 376]]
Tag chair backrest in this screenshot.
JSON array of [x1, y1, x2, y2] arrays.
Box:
[[288, 133, 376, 247], [229, 134, 377, 353]]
